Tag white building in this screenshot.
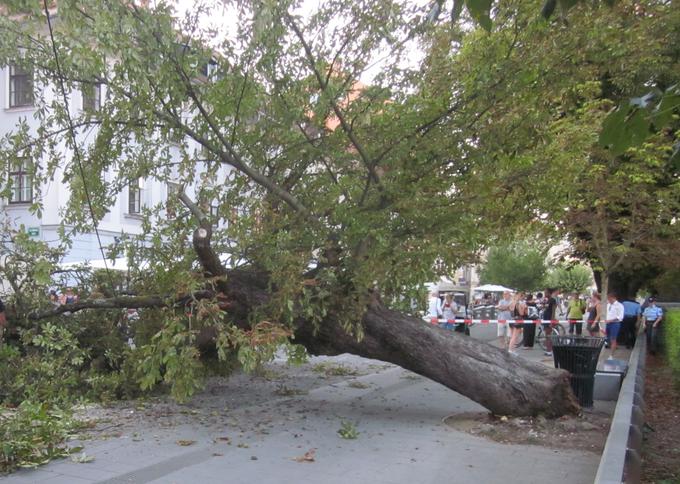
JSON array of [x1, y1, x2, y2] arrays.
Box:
[[0, 62, 226, 263]]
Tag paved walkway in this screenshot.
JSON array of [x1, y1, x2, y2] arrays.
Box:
[[2, 349, 602, 484]]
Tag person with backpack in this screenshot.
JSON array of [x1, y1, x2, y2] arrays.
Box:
[[522, 293, 539, 349]]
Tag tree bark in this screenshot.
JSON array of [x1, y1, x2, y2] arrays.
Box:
[[27, 290, 216, 320], [219, 269, 579, 418], [18, 268, 579, 417], [188, 210, 580, 417]]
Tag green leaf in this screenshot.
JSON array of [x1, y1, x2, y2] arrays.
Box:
[[625, 108, 652, 148], [599, 105, 650, 155], [652, 91, 680, 128], [465, 0, 493, 31], [670, 142, 680, 170], [599, 105, 631, 152]]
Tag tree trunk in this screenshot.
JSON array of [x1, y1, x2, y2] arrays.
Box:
[[298, 302, 579, 417], [192, 219, 580, 418], [217, 268, 579, 417]]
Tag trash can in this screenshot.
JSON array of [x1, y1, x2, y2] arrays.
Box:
[[551, 335, 605, 407]]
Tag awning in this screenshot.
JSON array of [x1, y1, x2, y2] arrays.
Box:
[[472, 284, 515, 293]]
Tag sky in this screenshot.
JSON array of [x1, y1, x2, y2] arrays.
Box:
[[170, 0, 425, 84]]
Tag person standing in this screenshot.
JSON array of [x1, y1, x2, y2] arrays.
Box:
[[586, 293, 603, 337], [441, 294, 457, 330], [59, 287, 79, 305], [605, 292, 625, 358], [522, 293, 539, 349], [567, 292, 586, 335], [642, 297, 663, 355], [427, 291, 442, 323], [542, 288, 558, 356], [496, 291, 513, 348], [507, 292, 526, 354], [621, 298, 642, 349]]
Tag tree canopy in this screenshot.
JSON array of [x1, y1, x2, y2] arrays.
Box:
[[479, 241, 549, 292], [0, 0, 678, 422], [546, 264, 593, 294]]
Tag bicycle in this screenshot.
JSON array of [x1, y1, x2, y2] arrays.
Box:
[[535, 321, 566, 351]]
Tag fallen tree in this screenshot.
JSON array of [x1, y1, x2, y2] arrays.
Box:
[[20, 216, 578, 418], [0, 0, 612, 418], [23, 265, 578, 417]]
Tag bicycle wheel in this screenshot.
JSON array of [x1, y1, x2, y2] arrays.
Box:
[[536, 326, 546, 350], [553, 323, 566, 336]]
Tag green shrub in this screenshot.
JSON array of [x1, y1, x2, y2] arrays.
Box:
[[0, 401, 81, 472], [665, 309, 680, 384]]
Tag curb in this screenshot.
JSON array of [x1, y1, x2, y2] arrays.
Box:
[[594, 335, 646, 483]]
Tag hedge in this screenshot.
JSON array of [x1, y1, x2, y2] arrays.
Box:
[[665, 309, 680, 383]]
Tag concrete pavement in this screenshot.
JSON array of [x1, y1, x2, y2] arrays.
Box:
[[2, 349, 602, 484]]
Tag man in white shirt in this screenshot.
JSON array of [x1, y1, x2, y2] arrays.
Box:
[[605, 292, 625, 357], [427, 291, 442, 323]]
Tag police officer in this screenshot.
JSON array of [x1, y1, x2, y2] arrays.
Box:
[[642, 297, 663, 355]]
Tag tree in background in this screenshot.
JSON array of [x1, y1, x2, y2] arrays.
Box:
[[455, 0, 680, 311], [546, 264, 593, 294], [479, 242, 548, 292]]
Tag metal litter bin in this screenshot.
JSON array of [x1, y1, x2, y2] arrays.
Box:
[[551, 335, 605, 407]]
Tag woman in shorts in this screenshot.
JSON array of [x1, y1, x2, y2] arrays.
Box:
[[586, 293, 603, 337], [507, 292, 526, 355]]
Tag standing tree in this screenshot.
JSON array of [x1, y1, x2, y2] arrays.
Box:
[[546, 264, 593, 295], [479, 242, 549, 292]]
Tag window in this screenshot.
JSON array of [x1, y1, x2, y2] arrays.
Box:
[[82, 83, 101, 111], [210, 204, 219, 227], [166, 182, 180, 219], [128, 179, 144, 215], [9, 64, 34, 108], [9, 159, 32, 203]]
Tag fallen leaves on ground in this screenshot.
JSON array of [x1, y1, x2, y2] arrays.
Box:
[[293, 448, 316, 463], [175, 440, 196, 446]]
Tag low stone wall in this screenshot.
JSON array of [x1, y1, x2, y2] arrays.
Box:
[[594, 336, 646, 483]]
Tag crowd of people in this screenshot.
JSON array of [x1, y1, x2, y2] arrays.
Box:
[[427, 288, 665, 359]]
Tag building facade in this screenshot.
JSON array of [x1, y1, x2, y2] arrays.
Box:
[[0, 63, 225, 264]]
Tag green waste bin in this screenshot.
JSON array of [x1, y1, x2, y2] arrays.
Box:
[[550, 335, 605, 407]]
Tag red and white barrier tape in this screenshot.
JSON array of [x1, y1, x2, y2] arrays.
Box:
[[424, 318, 593, 326]]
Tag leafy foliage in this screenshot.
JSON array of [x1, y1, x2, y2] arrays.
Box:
[[337, 421, 360, 439], [0, 401, 82, 473], [545, 264, 593, 294], [664, 310, 680, 386], [479, 242, 549, 292]]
